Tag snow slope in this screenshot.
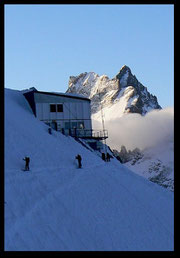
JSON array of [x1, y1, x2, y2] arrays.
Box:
[[5, 89, 174, 251]]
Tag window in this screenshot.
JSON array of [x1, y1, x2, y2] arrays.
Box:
[[50, 104, 56, 112], [57, 104, 63, 112], [72, 122, 77, 128], [65, 122, 71, 129], [50, 104, 63, 112]]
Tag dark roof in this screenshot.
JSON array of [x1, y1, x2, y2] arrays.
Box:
[[35, 90, 90, 102]]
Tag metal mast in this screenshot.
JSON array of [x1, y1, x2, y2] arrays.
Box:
[[97, 89, 107, 155]]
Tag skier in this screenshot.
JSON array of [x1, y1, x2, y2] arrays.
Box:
[[61, 128, 65, 135], [117, 156, 123, 163], [75, 154, 82, 168], [23, 156, 30, 171], [106, 152, 110, 162], [48, 127, 52, 134], [101, 152, 106, 161]]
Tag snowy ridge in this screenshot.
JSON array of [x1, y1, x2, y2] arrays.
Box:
[[5, 88, 174, 251]]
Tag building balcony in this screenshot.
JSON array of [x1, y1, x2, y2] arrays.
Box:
[[61, 128, 108, 140]]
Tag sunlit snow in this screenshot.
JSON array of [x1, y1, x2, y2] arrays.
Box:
[[5, 88, 174, 251]]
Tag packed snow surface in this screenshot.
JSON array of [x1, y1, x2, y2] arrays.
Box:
[[5, 89, 174, 251]]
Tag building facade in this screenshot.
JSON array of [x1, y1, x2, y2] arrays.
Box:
[[23, 89, 92, 135], [23, 88, 108, 150]]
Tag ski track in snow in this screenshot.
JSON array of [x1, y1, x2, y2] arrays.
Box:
[[107, 165, 173, 235], [5, 164, 104, 234]]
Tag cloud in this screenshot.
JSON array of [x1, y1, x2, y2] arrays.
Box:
[[92, 107, 174, 151]]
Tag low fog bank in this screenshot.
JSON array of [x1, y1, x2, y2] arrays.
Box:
[[92, 107, 174, 151]]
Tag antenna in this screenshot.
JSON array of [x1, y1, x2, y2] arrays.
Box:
[[97, 89, 107, 155]]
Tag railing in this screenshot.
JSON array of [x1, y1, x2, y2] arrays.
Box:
[[60, 129, 108, 139]]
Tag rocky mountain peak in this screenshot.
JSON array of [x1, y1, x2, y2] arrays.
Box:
[[116, 65, 131, 79], [66, 65, 162, 116]]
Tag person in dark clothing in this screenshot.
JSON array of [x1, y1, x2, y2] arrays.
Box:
[[74, 128, 77, 138], [76, 154, 82, 168], [61, 128, 65, 135], [117, 156, 123, 163], [101, 152, 106, 161], [106, 153, 111, 162], [48, 127, 52, 134], [23, 156, 30, 171]]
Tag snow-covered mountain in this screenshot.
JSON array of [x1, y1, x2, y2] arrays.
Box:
[[113, 135, 174, 191], [66, 66, 173, 191], [66, 65, 161, 121], [5, 88, 174, 251]]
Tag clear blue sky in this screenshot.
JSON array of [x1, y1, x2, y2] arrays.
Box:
[[5, 4, 174, 108]]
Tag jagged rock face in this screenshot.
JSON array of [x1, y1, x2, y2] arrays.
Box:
[[67, 65, 162, 116], [68, 72, 119, 113], [116, 65, 161, 114]]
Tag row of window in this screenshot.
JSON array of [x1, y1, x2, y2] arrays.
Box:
[[45, 120, 85, 130], [65, 121, 84, 129], [50, 104, 63, 113]]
